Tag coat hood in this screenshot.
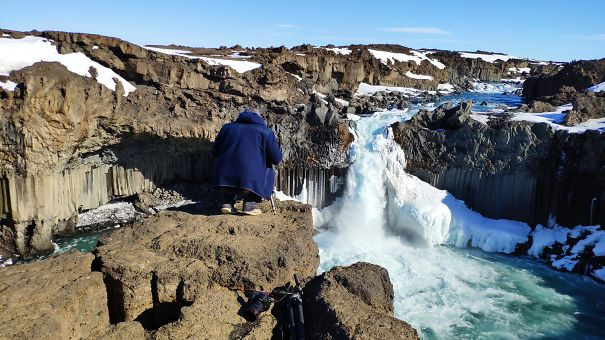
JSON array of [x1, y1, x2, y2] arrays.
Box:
[[236, 110, 266, 126]]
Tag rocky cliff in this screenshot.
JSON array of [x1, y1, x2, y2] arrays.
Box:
[[0, 28, 559, 256], [522, 58, 605, 125], [392, 101, 605, 228], [0, 29, 353, 256], [0, 200, 418, 339]]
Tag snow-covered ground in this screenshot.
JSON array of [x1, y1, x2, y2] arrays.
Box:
[[510, 104, 605, 133], [460, 51, 519, 62], [368, 49, 446, 69], [76, 202, 136, 229], [588, 81, 605, 93], [0, 35, 136, 96], [324, 47, 352, 55], [143, 45, 261, 73]]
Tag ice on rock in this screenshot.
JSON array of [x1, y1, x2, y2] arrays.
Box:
[[528, 224, 571, 257]]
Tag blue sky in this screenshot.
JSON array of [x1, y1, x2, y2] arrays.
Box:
[[1, 0, 603, 61]]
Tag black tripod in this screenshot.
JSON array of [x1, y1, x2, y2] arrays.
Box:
[[273, 274, 305, 340]]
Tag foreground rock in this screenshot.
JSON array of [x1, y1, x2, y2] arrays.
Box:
[[304, 262, 419, 339], [393, 101, 605, 227], [0, 251, 110, 339], [95, 200, 319, 326], [0, 200, 420, 339]]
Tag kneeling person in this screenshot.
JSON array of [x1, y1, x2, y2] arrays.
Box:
[[211, 108, 282, 215]]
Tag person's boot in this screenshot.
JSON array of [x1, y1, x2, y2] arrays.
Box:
[[220, 193, 240, 214], [221, 203, 235, 214], [242, 201, 262, 216]]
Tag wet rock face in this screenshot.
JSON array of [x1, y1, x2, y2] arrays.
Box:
[[303, 262, 419, 340], [393, 101, 605, 227], [0, 251, 110, 339]]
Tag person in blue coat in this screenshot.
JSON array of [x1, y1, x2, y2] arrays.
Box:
[[211, 109, 282, 215]]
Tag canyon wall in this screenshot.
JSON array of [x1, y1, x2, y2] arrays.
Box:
[[393, 103, 605, 227]]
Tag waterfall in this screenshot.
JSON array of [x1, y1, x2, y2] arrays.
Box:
[[313, 109, 587, 339]]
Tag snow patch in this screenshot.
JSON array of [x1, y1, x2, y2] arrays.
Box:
[[510, 104, 605, 133], [76, 202, 136, 229], [405, 71, 433, 80], [334, 97, 349, 106], [143, 45, 261, 73], [368, 49, 445, 69], [144, 46, 193, 55], [528, 224, 572, 257], [593, 267, 605, 281], [355, 82, 428, 96], [0, 36, 136, 96], [287, 72, 302, 81], [460, 52, 518, 62], [325, 47, 351, 55], [0, 79, 17, 91], [508, 66, 531, 74], [588, 81, 605, 93], [0, 255, 13, 268], [437, 83, 455, 93], [198, 56, 261, 73]]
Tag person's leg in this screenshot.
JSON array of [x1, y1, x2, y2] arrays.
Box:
[[218, 187, 238, 214], [242, 191, 263, 216]]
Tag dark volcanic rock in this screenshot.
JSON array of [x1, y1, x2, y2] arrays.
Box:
[[523, 58, 605, 104], [393, 103, 605, 227], [412, 100, 472, 129], [303, 262, 419, 340], [564, 91, 605, 125]]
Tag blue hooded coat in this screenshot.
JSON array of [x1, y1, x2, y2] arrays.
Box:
[[211, 111, 283, 199]]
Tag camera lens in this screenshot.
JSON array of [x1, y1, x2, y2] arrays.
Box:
[[243, 300, 265, 321]]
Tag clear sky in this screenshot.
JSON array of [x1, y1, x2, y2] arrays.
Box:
[[1, 0, 603, 62]]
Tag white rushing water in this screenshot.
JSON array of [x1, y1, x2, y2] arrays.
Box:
[[314, 108, 604, 339]]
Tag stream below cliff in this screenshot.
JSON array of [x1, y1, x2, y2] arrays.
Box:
[[314, 87, 605, 339]]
